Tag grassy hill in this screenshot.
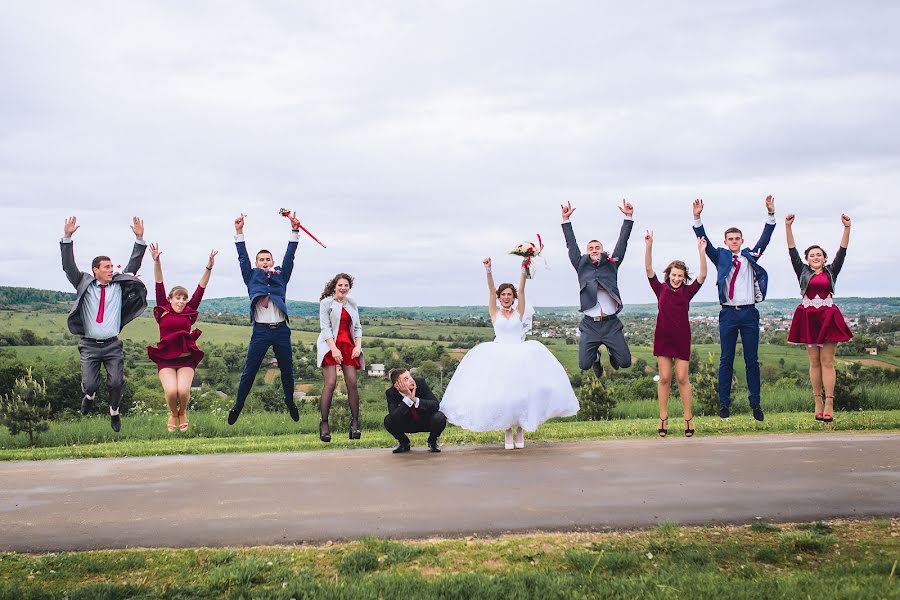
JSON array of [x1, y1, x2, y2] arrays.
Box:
[[3, 286, 898, 320]]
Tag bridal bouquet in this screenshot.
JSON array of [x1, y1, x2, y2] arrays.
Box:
[[510, 234, 544, 279]]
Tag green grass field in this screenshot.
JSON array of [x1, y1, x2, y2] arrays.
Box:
[[2, 410, 898, 461], [0, 519, 896, 599]]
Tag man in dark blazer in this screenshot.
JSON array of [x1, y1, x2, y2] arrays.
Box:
[[561, 200, 635, 378], [691, 196, 776, 421], [384, 368, 446, 453], [60, 215, 148, 432], [227, 213, 302, 425]]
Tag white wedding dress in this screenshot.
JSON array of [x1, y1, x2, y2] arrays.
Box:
[[440, 308, 580, 432]]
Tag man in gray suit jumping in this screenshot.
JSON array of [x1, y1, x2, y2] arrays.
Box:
[[561, 200, 635, 378], [60, 215, 148, 432]]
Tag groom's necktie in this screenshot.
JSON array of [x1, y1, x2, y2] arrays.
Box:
[[96, 284, 107, 323], [728, 255, 741, 300], [409, 402, 419, 421]]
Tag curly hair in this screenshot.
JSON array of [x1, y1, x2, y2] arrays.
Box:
[[496, 283, 518, 299], [320, 273, 354, 300], [663, 260, 691, 285]]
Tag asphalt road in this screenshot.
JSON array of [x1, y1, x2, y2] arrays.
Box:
[[1, 432, 897, 552]]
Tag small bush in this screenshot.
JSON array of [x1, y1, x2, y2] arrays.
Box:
[[577, 376, 616, 421], [750, 522, 781, 534]]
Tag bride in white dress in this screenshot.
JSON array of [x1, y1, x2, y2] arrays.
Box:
[[440, 257, 580, 449]]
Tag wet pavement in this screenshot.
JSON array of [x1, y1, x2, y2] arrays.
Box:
[[0, 432, 897, 551]]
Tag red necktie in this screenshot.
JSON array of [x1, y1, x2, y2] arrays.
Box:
[[409, 401, 419, 421], [96, 284, 107, 323], [728, 256, 741, 300]]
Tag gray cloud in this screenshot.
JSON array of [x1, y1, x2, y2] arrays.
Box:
[[1, 1, 898, 307]]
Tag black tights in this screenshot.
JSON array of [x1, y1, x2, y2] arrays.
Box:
[[320, 365, 360, 428]]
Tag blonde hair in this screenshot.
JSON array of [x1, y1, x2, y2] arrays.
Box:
[[168, 286, 189, 301]]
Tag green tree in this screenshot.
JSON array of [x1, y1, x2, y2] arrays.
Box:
[[0, 369, 52, 445], [577, 375, 616, 421]]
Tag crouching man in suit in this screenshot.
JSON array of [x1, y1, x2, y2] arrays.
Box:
[[384, 368, 446, 453]]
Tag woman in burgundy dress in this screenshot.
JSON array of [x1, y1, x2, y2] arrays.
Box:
[[785, 213, 852, 423], [645, 232, 708, 437], [147, 244, 217, 432], [316, 273, 364, 442]]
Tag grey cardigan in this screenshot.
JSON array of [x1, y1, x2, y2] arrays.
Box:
[[60, 239, 148, 337], [789, 246, 847, 297]]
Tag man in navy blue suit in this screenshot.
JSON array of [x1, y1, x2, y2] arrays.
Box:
[[692, 196, 776, 422], [228, 213, 302, 425]]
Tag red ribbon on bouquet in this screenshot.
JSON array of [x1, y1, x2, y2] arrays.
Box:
[[521, 233, 543, 273], [279, 208, 327, 248]]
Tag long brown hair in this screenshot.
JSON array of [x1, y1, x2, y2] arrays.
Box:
[[663, 260, 691, 285], [320, 273, 354, 300]]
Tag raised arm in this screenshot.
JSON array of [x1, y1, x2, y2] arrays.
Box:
[[696, 236, 708, 284], [516, 260, 527, 319], [610, 199, 635, 263], [784, 213, 804, 279], [60, 216, 82, 288], [644, 230, 655, 277], [149, 243, 163, 283], [280, 212, 301, 282], [123, 217, 147, 275], [234, 214, 252, 284], [561, 202, 581, 269], [830, 214, 851, 280], [691, 198, 718, 262], [199, 249, 217, 289], [785, 213, 796, 249], [839, 213, 851, 250], [750, 195, 777, 257], [484, 258, 497, 322]]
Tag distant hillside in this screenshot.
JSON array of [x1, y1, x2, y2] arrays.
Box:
[[1, 286, 898, 319]]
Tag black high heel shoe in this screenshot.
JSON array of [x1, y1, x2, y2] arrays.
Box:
[[349, 418, 361, 440], [658, 417, 668, 438], [319, 419, 331, 443]]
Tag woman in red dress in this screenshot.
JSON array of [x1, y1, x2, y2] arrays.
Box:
[[785, 214, 852, 423], [316, 273, 364, 442], [645, 232, 708, 437], [146, 244, 217, 432]]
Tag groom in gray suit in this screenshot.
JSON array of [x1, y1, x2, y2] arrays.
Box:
[[60, 216, 148, 431], [561, 200, 635, 377]]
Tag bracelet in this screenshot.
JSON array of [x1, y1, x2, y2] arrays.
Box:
[[292, 229, 300, 233], [205, 266, 212, 270], [768, 212, 775, 216], [484, 268, 492, 274]]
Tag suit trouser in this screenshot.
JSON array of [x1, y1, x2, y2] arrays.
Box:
[[577, 316, 632, 370], [78, 337, 125, 411], [234, 322, 295, 411], [718, 305, 761, 408], [384, 411, 447, 445]]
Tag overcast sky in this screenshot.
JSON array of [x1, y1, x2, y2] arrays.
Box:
[[2, 1, 899, 307]]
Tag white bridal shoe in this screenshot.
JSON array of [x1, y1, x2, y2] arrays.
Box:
[[504, 428, 514, 450], [514, 426, 525, 449]]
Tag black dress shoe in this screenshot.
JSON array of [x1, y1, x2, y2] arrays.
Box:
[[591, 360, 604, 378], [427, 440, 441, 453], [319, 419, 331, 443], [718, 405, 730, 419], [110, 413, 121, 432], [392, 443, 411, 454], [227, 408, 241, 425], [81, 395, 93, 415], [286, 400, 300, 422], [752, 406, 765, 422]]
